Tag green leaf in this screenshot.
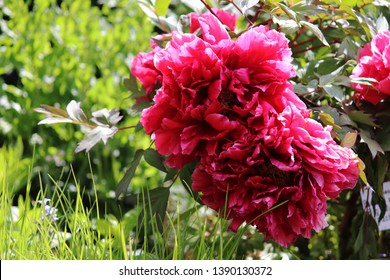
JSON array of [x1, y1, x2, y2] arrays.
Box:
[[300, 20, 329, 47], [155, 0, 171, 16], [124, 187, 170, 234], [272, 16, 299, 34], [348, 111, 378, 127], [144, 148, 168, 172], [377, 126, 390, 152], [124, 74, 145, 97], [115, 149, 144, 199], [278, 3, 298, 23], [354, 213, 378, 259], [323, 84, 344, 101], [180, 161, 201, 204], [359, 130, 384, 159], [34, 104, 69, 119]]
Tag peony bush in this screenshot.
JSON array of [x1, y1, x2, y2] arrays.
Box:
[[35, 1, 390, 258], [133, 10, 360, 247]]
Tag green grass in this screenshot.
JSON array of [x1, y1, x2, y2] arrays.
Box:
[[0, 142, 295, 260]]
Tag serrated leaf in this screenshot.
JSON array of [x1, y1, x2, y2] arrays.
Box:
[[75, 126, 119, 153], [337, 37, 358, 58], [124, 74, 147, 100], [144, 148, 168, 172], [124, 74, 140, 93], [360, 130, 384, 158], [155, 0, 171, 16], [115, 149, 144, 199], [300, 20, 329, 47], [341, 131, 357, 148], [348, 111, 378, 127], [66, 100, 88, 123], [91, 108, 123, 126]]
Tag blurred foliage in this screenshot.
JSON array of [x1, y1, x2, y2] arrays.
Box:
[[0, 0, 160, 212]]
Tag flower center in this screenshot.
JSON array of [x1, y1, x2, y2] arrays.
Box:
[[257, 160, 294, 187], [218, 89, 239, 109]]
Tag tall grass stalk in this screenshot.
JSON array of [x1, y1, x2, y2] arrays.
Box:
[[1, 149, 281, 260]]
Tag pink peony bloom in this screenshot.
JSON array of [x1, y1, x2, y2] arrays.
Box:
[[141, 14, 301, 169], [190, 8, 238, 34], [351, 31, 390, 105], [192, 104, 360, 247], [131, 50, 161, 102], [137, 11, 360, 246], [130, 35, 169, 103]]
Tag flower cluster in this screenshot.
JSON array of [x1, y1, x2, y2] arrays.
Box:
[[131, 10, 360, 246], [351, 30, 390, 105]]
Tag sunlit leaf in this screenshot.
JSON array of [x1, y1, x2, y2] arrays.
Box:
[[34, 105, 69, 119], [91, 108, 123, 126], [34, 104, 72, 124], [155, 0, 171, 16], [66, 100, 88, 123], [358, 158, 368, 186], [272, 16, 299, 34], [300, 20, 329, 47], [37, 118, 74, 125], [75, 126, 119, 153], [278, 3, 298, 23], [376, 14, 389, 33], [238, 0, 259, 14], [319, 112, 341, 131]]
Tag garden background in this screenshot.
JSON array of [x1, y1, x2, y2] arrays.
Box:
[[1, 0, 390, 260]]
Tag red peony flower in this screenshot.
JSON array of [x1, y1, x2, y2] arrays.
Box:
[[136, 10, 360, 247], [141, 13, 302, 169], [351, 31, 390, 105], [190, 8, 238, 34], [192, 103, 360, 247], [130, 35, 168, 103]]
